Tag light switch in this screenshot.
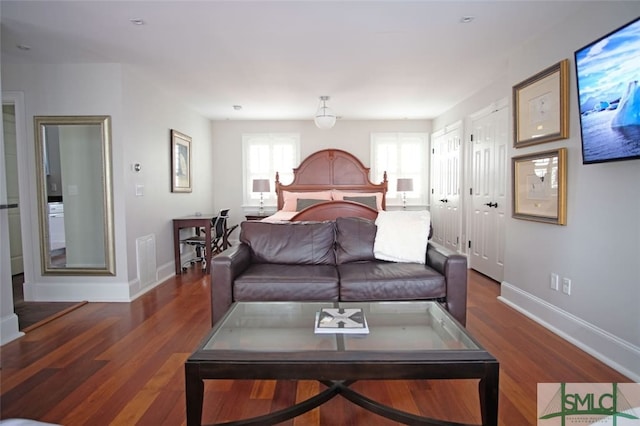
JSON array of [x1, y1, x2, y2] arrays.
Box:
[[135, 184, 144, 197]]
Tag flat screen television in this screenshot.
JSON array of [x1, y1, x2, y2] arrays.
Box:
[[574, 17, 640, 164]]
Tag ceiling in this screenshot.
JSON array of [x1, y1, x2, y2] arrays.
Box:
[[1, 1, 591, 121]]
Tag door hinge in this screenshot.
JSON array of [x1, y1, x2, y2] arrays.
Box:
[[468, 240, 471, 249], [431, 188, 434, 194], [470, 188, 473, 195], [470, 134, 474, 142]]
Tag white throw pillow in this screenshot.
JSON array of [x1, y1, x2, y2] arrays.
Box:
[[374, 210, 431, 264]]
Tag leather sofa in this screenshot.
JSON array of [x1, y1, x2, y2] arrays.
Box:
[[210, 217, 468, 326]]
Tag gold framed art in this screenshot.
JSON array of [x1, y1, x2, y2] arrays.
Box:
[[171, 129, 192, 193], [513, 59, 569, 148], [512, 148, 567, 225]]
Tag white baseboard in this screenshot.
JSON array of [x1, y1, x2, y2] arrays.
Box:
[[1, 313, 24, 345], [499, 281, 640, 382], [128, 259, 176, 301]]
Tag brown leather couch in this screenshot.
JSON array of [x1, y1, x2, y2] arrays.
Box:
[[210, 217, 468, 326]]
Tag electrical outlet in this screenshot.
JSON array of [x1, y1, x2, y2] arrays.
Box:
[[550, 273, 559, 291], [562, 277, 571, 295]]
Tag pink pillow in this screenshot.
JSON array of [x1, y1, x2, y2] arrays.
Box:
[[332, 190, 383, 210], [282, 190, 332, 211]]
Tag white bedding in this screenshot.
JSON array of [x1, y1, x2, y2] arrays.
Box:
[[259, 211, 298, 222]]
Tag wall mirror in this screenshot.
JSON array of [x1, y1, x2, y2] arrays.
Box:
[[34, 115, 115, 275]]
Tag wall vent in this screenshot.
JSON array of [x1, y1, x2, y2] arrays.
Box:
[[136, 234, 157, 287]]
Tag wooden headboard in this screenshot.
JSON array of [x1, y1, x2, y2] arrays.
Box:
[[275, 149, 388, 210]]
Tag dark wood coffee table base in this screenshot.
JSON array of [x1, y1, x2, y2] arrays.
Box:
[[185, 362, 499, 426], [185, 302, 499, 425]]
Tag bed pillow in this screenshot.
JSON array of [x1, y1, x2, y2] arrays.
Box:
[[296, 198, 327, 211], [343, 196, 377, 210], [332, 190, 383, 210], [282, 190, 333, 212]]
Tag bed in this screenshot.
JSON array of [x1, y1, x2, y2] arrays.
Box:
[[265, 149, 388, 222]]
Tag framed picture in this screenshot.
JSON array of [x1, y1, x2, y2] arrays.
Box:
[[513, 59, 569, 148], [512, 148, 567, 225], [171, 129, 192, 193]]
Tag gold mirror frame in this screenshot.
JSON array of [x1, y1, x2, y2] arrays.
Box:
[[34, 115, 115, 275]]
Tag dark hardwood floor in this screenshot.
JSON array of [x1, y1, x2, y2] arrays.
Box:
[[0, 268, 630, 425], [12, 273, 87, 332]]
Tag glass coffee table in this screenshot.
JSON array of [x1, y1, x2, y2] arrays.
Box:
[[185, 301, 499, 425]]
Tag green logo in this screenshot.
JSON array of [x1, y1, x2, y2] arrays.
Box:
[[539, 383, 640, 425]]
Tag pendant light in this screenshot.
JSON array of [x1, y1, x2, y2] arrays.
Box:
[[314, 96, 336, 129]]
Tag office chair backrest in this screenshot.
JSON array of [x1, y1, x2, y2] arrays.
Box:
[[212, 209, 230, 238]]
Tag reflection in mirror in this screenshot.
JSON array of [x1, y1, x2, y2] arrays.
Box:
[[34, 116, 115, 275]]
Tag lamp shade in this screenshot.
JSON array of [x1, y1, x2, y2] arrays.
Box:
[[396, 178, 413, 192], [252, 179, 270, 193]]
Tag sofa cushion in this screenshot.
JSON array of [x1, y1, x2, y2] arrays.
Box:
[[240, 221, 336, 265], [234, 264, 339, 301], [337, 261, 445, 301], [335, 217, 377, 264]]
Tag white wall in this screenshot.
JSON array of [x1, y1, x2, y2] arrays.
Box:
[[1, 62, 215, 303], [121, 66, 215, 289], [435, 3, 640, 379], [1, 63, 130, 300], [211, 119, 431, 227]]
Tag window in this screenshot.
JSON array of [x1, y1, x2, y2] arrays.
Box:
[[242, 133, 300, 209], [371, 133, 429, 207]]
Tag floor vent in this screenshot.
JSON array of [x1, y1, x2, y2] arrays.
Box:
[[136, 234, 157, 287]]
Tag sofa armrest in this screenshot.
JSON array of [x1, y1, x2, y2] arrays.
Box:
[[210, 243, 252, 326], [426, 243, 468, 326]]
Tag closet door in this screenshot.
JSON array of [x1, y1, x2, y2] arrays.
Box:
[[430, 123, 461, 253], [469, 106, 507, 282]]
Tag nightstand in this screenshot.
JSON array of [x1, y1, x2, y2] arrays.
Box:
[[245, 214, 268, 221]]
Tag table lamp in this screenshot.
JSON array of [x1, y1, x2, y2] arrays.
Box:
[[396, 178, 413, 210], [252, 179, 270, 214]]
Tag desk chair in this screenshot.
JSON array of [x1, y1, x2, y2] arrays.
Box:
[[181, 209, 230, 271]]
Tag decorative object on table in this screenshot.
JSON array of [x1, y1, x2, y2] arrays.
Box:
[[314, 308, 369, 334], [574, 17, 640, 164], [513, 59, 569, 148], [171, 129, 192, 193], [396, 178, 413, 209], [252, 178, 270, 214], [512, 148, 567, 225], [314, 96, 336, 129]]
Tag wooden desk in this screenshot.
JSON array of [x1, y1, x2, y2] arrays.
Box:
[[173, 214, 215, 275]]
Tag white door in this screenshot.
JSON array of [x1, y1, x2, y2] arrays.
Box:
[[430, 123, 461, 252], [469, 105, 507, 281]]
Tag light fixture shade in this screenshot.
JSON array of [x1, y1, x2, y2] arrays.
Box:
[[396, 178, 414, 192], [252, 179, 270, 193], [314, 96, 336, 129]]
